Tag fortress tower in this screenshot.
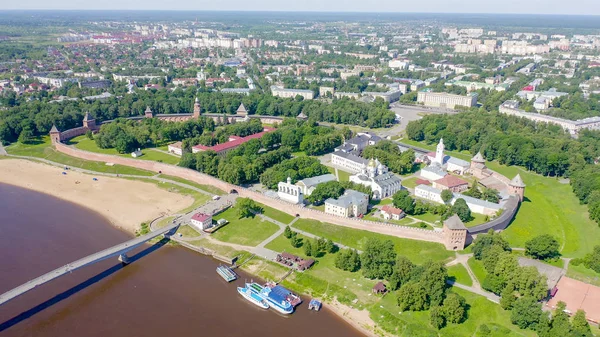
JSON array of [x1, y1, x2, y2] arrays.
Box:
[[49, 125, 61, 144], [193, 97, 201, 118], [83, 112, 96, 130], [508, 174, 526, 202], [144, 106, 153, 118]]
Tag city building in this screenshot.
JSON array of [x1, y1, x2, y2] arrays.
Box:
[[420, 164, 447, 181], [270, 86, 314, 100], [167, 142, 183, 156], [417, 91, 478, 109], [277, 177, 304, 204], [442, 215, 468, 250], [349, 158, 402, 199], [192, 127, 274, 155], [324, 190, 369, 218], [331, 151, 370, 174], [414, 184, 502, 216], [190, 213, 213, 231], [335, 132, 382, 154], [296, 174, 337, 196], [380, 205, 405, 220], [432, 175, 469, 193]]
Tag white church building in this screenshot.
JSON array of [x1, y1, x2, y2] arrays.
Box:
[[349, 158, 403, 200], [422, 138, 470, 178], [277, 177, 304, 204]]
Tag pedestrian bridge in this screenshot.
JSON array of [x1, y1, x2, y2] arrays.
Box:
[[0, 222, 179, 306]]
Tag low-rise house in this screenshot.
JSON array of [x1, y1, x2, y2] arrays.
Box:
[[380, 205, 405, 220], [168, 142, 183, 156], [433, 175, 469, 193], [296, 174, 337, 196], [190, 213, 213, 231], [420, 164, 447, 181]]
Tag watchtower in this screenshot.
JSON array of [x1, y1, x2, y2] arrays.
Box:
[[508, 174, 526, 202], [442, 214, 468, 251], [193, 97, 201, 118], [49, 125, 61, 144], [83, 112, 96, 130]]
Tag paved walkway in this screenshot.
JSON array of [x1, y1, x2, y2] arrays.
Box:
[[446, 279, 500, 303], [0, 142, 7, 156]]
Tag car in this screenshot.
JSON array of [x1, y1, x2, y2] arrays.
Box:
[[212, 195, 220, 200]]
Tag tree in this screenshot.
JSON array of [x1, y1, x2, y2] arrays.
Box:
[[429, 306, 446, 330], [442, 293, 466, 324], [450, 198, 472, 222], [392, 190, 415, 215], [86, 130, 94, 140], [472, 230, 511, 260], [335, 249, 361, 272], [18, 125, 35, 144], [304, 240, 313, 256], [397, 282, 428, 311], [510, 297, 543, 330], [236, 197, 263, 218], [420, 261, 448, 306], [500, 283, 517, 310], [441, 189, 454, 204], [388, 256, 415, 290], [307, 180, 345, 204], [525, 234, 560, 260], [325, 239, 337, 253], [361, 238, 397, 279], [571, 310, 593, 337], [284, 226, 293, 239], [290, 233, 302, 248], [548, 302, 572, 337]]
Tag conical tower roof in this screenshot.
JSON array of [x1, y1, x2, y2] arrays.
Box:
[[510, 174, 526, 188], [444, 214, 467, 230], [145, 106, 152, 113], [50, 124, 59, 133], [472, 151, 485, 163], [195, 97, 199, 103], [237, 103, 247, 114]]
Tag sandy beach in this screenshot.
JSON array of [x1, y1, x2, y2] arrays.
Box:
[[0, 159, 194, 233]]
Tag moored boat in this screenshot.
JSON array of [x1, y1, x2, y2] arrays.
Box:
[[258, 283, 297, 315], [237, 284, 269, 309]]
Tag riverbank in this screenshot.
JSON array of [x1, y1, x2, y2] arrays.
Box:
[[0, 159, 193, 233]]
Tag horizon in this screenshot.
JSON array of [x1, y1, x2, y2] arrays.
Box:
[[2, 0, 600, 16]]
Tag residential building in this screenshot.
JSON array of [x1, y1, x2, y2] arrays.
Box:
[[167, 142, 183, 156], [324, 190, 369, 218], [335, 132, 382, 154], [417, 91, 478, 109], [192, 127, 274, 155], [270, 86, 314, 100], [414, 184, 501, 216], [380, 205, 405, 220], [331, 151, 370, 174], [349, 158, 402, 199]]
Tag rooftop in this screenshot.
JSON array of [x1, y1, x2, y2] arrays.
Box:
[[444, 214, 467, 230], [325, 189, 368, 208], [434, 175, 469, 188], [297, 174, 337, 188]]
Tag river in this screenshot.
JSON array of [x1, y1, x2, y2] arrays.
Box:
[[0, 183, 364, 337]]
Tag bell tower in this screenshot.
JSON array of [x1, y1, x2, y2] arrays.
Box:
[[435, 138, 445, 165], [193, 97, 201, 118]]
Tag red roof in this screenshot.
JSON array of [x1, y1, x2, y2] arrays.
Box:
[[193, 127, 274, 153], [415, 178, 431, 186], [434, 175, 468, 188], [191, 213, 211, 222], [381, 205, 404, 215]]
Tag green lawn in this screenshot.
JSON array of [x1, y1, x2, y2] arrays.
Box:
[[265, 233, 310, 256], [259, 204, 295, 224], [370, 198, 394, 206], [155, 216, 176, 229], [468, 257, 487, 284], [409, 212, 442, 225], [486, 161, 600, 259], [157, 174, 226, 196], [6, 138, 154, 176], [364, 214, 431, 229], [371, 287, 536, 337], [447, 264, 473, 287], [464, 213, 489, 228], [177, 225, 201, 238], [69, 136, 180, 165], [327, 165, 351, 182], [402, 177, 419, 189], [292, 219, 454, 264], [566, 264, 600, 287], [211, 207, 279, 246]]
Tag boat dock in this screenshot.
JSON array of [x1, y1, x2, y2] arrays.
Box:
[[216, 265, 238, 282], [308, 299, 322, 311]]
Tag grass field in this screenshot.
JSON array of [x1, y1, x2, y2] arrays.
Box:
[[402, 177, 419, 189], [69, 136, 180, 165], [486, 161, 600, 259], [157, 174, 226, 196], [292, 219, 454, 264], [447, 264, 473, 287], [371, 287, 536, 337], [467, 257, 487, 284], [177, 225, 201, 238], [409, 212, 442, 225], [259, 204, 295, 224], [566, 264, 600, 287], [6, 137, 154, 176], [211, 207, 279, 246]]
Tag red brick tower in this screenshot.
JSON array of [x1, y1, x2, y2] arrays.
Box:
[[193, 97, 201, 118]]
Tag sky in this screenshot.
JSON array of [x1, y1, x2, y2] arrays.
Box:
[[1, 0, 600, 16]]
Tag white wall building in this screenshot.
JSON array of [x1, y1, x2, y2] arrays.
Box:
[[277, 177, 304, 204], [296, 174, 337, 197], [415, 185, 501, 216], [270, 86, 314, 100], [417, 91, 478, 109], [331, 152, 370, 174], [324, 190, 369, 218]]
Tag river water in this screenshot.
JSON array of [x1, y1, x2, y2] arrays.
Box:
[[0, 183, 364, 337]]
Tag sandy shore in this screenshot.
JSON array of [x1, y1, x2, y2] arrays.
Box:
[[326, 299, 389, 337], [0, 159, 194, 233]]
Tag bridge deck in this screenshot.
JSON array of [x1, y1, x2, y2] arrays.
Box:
[[0, 222, 178, 306]]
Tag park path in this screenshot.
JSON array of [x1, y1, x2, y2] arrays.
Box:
[[446, 279, 500, 303], [0, 142, 7, 156]]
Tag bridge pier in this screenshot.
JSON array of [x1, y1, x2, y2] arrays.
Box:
[[118, 254, 130, 265]]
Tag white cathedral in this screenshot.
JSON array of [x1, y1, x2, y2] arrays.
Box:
[[349, 158, 403, 200], [422, 138, 470, 180]]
